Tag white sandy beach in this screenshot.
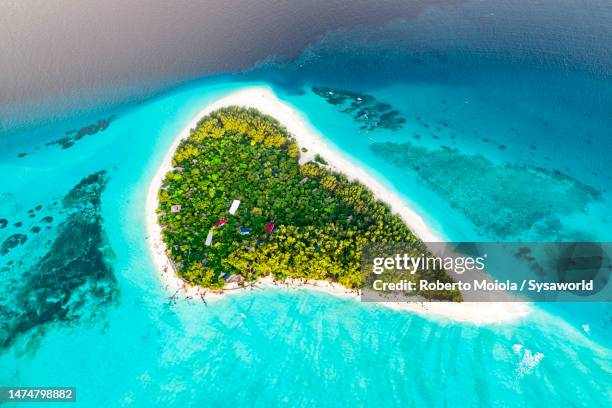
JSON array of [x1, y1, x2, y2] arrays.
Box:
[[146, 86, 530, 324]]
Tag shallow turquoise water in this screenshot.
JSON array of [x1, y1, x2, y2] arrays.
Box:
[[2, 2, 612, 404], [0, 77, 610, 407]]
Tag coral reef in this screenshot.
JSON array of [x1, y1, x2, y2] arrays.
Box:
[[370, 142, 600, 239], [0, 171, 117, 350], [312, 87, 405, 131]]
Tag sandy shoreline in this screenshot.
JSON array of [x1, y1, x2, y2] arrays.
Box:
[[145, 86, 530, 324]]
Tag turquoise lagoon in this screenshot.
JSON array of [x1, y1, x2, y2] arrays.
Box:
[[0, 76, 610, 406], [2, 13, 612, 408]]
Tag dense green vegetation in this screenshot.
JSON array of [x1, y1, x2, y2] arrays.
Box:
[[314, 153, 328, 165], [157, 107, 459, 300]]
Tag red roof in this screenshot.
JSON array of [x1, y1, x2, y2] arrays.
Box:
[[214, 217, 228, 227], [264, 223, 275, 234]]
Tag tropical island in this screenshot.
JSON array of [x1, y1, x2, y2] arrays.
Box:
[[154, 105, 459, 301], [146, 87, 530, 323]]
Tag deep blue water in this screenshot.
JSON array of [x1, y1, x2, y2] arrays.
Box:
[[1, 1, 611, 406]]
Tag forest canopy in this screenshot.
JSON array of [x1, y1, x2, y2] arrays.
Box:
[[157, 107, 460, 300]]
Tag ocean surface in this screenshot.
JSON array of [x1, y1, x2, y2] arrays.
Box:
[[1, 0, 611, 406]]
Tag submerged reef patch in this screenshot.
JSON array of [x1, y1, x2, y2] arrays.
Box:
[[46, 117, 114, 149], [0, 234, 27, 256], [370, 142, 600, 239], [312, 87, 405, 131], [16, 116, 115, 158], [0, 171, 117, 351]]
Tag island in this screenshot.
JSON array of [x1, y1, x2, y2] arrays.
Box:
[[146, 87, 531, 323], [154, 105, 458, 301]]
